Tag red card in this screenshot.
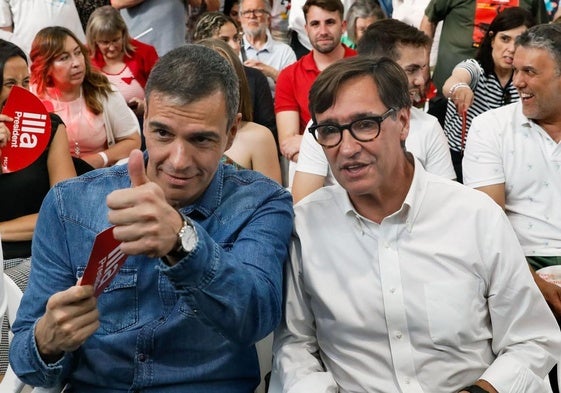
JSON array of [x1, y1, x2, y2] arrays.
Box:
[[1, 86, 52, 173], [81, 226, 128, 297]]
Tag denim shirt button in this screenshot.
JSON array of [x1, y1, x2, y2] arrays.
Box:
[[138, 353, 147, 362]]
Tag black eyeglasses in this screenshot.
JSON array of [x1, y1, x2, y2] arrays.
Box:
[[308, 108, 396, 148], [240, 8, 269, 17]]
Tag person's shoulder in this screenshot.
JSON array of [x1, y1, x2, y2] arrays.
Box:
[[238, 121, 275, 142], [424, 171, 502, 212], [53, 164, 130, 199], [472, 101, 520, 126], [282, 53, 306, 72], [244, 65, 268, 82], [222, 163, 290, 197], [342, 45, 357, 57], [295, 183, 345, 212]]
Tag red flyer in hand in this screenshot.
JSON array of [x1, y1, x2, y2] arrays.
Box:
[[1, 86, 51, 173], [81, 226, 128, 297]]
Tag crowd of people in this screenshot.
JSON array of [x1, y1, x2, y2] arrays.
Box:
[[0, 0, 560, 392]]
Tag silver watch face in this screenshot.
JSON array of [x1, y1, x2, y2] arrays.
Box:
[[180, 224, 197, 252]]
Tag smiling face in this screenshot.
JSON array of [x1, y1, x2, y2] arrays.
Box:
[[513, 45, 561, 125], [1, 56, 29, 107], [395, 44, 429, 105], [318, 75, 410, 202], [144, 91, 238, 208], [491, 25, 528, 73], [47, 35, 85, 92], [305, 6, 346, 54]]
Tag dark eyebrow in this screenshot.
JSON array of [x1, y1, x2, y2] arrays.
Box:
[[317, 112, 381, 125], [147, 120, 221, 140], [147, 120, 172, 131]]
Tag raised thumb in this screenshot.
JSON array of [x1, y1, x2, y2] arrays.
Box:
[[128, 149, 149, 187]]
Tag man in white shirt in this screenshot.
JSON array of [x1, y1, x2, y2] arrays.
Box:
[[273, 55, 561, 393], [291, 19, 454, 203], [463, 23, 561, 391], [239, 0, 296, 97]]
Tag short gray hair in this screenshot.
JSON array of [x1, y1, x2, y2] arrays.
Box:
[[516, 23, 561, 75], [239, 0, 272, 14], [145, 44, 240, 127]]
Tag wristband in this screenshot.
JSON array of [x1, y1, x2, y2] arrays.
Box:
[[460, 385, 490, 393], [448, 82, 470, 98], [98, 151, 109, 167]]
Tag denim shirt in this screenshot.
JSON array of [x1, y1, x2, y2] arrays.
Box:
[[10, 159, 293, 393]]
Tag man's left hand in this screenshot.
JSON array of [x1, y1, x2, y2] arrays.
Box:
[[106, 149, 183, 257]]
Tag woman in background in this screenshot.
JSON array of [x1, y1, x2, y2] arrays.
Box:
[[193, 12, 278, 144], [341, 0, 385, 49], [30, 26, 140, 169], [86, 5, 158, 123], [0, 39, 76, 279], [198, 38, 282, 183], [442, 7, 535, 181]]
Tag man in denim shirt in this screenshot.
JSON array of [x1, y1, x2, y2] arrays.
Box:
[[9, 44, 293, 392]]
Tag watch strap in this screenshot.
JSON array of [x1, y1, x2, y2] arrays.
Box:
[[460, 385, 490, 393]]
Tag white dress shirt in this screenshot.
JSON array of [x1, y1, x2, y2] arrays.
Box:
[[296, 107, 456, 183], [463, 102, 561, 257], [274, 159, 561, 393]]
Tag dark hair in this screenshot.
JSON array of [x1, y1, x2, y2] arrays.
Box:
[[197, 38, 253, 121], [477, 7, 535, 75], [145, 44, 240, 128], [223, 0, 237, 18], [0, 39, 27, 88], [303, 0, 344, 21], [357, 18, 430, 60], [309, 56, 410, 122], [30, 26, 113, 115]]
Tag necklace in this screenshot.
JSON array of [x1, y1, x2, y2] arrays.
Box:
[[50, 88, 83, 157]]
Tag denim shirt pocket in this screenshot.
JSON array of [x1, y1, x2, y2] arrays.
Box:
[[93, 268, 139, 334]]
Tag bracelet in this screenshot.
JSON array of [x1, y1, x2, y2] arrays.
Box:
[[98, 151, 109, 167], [448, 82, 470, 98]]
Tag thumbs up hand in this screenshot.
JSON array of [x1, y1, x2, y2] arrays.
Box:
[[106, 149, 184, 258]]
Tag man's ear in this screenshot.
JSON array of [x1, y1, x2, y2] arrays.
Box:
[[225, 113, 241, 151], [398, 107, 411, 142]]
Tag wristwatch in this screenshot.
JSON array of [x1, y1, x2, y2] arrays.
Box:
[[166, 214, 197, 260], [460, 385, 489, 393]]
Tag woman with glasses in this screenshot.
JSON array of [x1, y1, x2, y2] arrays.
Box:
[[341, 0, 385, 49], [442, 7, 535, 182], [30, 26, 141, 169], [86, 5, 158, 128]]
